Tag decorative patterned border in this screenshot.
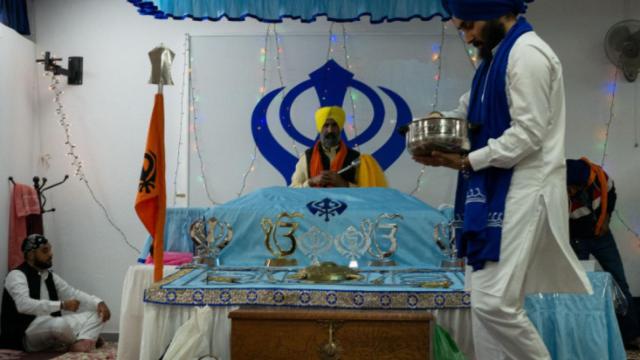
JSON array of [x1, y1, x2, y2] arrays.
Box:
[[145, 280, 470, 310]]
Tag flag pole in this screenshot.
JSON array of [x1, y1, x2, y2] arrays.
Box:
[[136, 44, 174, 282]]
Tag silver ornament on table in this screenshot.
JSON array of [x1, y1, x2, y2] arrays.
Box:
[[365, 213, 403, 266]]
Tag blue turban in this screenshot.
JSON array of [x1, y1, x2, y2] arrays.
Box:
[[444, 0, 534, 20], [566, 159, 590, 186]]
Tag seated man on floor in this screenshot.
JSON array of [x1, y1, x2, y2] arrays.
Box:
[[0, 234, 111, 353], [290, 106, 386, 187]]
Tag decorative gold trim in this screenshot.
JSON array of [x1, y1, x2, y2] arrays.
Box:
[[144, 286, 470, 310]]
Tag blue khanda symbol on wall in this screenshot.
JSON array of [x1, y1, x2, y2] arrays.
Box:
[[251, 60, 412, 184]]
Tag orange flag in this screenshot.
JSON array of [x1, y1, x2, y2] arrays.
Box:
[[135, 94, 166, 282]]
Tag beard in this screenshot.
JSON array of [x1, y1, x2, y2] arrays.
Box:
[[321, 132, 340, 148], [477, 19, 507, 61], [34, 258, 52, 269]]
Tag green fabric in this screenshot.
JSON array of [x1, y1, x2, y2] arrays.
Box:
[[433, 324, 467, 360]]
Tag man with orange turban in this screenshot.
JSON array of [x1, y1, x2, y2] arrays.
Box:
[[290, 106, 361, 187]]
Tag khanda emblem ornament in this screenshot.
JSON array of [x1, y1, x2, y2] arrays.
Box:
[[138, 151, 157, 194], [251, 59, 413, 184], [306, 198, 348, 222], [189, 217, 234, 268], [262, 212, 304, 267]]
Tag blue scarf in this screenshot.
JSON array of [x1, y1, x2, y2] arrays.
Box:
[[454, 17, 533, 271]]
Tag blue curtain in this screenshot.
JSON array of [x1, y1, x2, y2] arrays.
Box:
[[0, 0, 29, 35], [127, 0, 451, 23]]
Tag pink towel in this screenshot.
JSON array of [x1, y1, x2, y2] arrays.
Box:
[[145, 251, 193, 265], [8, 183, 41, 270]]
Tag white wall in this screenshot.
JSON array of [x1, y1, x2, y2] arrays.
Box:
[[0, 24, 38, 286], [20, 0, 640, 333]]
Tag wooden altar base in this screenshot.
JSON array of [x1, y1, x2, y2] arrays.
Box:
[[229, 307, 433, 360]]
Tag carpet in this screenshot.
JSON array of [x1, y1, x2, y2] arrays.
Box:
[[0, 342, 116, 360]]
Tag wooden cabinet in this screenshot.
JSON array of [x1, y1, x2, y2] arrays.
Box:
[[229, 307, 432, 360]]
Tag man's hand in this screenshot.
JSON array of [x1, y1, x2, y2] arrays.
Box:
[[62, 299, 80, 312], [97, 301, 111, 322], [308, 174, 325, 187], [600, 213, 611, 235], [320, 171, 348, 187], [309, 171, 348, 187], [412, 151, 465, 170]]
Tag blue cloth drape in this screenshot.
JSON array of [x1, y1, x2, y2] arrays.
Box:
[[525, 272, 626, 360], [454, 17, 533, 271], [138, 207, 212, 262], [0, 0, 30, 35], [127, 0, 451, 23]]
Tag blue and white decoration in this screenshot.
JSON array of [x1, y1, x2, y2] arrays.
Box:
[[252, 60, 413, 184]]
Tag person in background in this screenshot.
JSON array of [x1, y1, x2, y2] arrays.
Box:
[[0, 234, 110, 353], [567, 157, 640, 348]]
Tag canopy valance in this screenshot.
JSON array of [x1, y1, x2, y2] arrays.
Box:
[[127, 0, 450, 23]]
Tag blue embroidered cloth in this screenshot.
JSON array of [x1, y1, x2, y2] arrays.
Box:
[[454, 17, 533, 271], [202, 187, 449, 267]]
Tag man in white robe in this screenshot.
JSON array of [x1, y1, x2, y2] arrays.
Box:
[[0, 234, 111, 352], [413, 1, 592, 359]]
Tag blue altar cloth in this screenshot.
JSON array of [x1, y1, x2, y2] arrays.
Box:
[[525, 272, 625, 360], [138, 207, 213, 262], [211, 187, 449, 267], [139, 188, 451, 268]]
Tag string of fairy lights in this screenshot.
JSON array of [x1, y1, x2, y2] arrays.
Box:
[[188, 34, 219, 205], [600, 68, 619, 167], [410, 22, 479, 196], [171, 33, 190, 207], [273, 25, 301, 159], [46, 72, 139, 254], [598, 68, 640, 243], [326, 23, 360, 144], [185, 24, 288, 201], [410, 23, 446, 196], [236, 24, 279, 198]]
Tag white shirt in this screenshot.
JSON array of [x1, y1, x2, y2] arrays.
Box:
[[4, 268, 102, 315]]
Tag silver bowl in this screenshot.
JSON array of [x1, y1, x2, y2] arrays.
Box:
[[406, 117, 470, 155]]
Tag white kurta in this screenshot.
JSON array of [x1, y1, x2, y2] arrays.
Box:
[[4, 268, 105, 351], [443, 31, 592, 297]]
